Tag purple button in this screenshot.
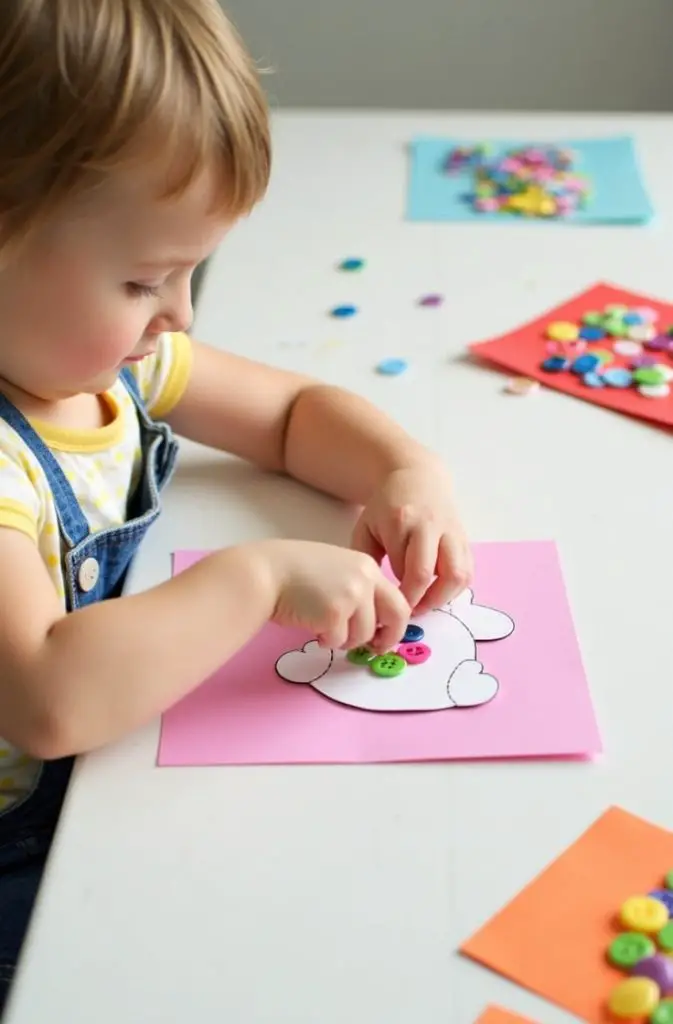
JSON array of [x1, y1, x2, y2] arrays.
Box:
[[631, 355, 658, 368], [644, 335, 670, 351], [650, 889, 673, 915], [418, 294, 444, 307], [631, 953, 673, 994]]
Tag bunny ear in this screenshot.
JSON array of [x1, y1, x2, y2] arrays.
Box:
[[275, 641, 333, 683], [446, 589, 515, 642]]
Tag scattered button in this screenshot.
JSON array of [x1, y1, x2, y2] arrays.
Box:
[[631, 953, 673, 992], [546, 320, 579, 342], [603, 367, 633, 388], [541, 356, 568, 372], [339, 258, 365, 271], [651, 1000, 673, 1024], [613, 340, 643, 357], [607, 932, 656, 969], [604, 317, 627, 337], [505, 377, 540, 396], [397, 642, 431, 665], [644, 335, 670, 351], [418, 294, 444, 307], [639, 383, 671, 399], [370, 653, 406, 678], [659, 923, 673, 952], [620, 895, 669, 933], [628, 324, 656, 342], [347, 646, 375, 665], [631, 355, 658, 368], [579, 325, 606, 342], [606, 304, 628, 316], [78, 557, 100, 593], [651, 892, 673, 916], [592, 348, 614, 365], [583, 371, 605, 388], [623, 312, 644, 326], [571, 353, 600, 374], [608, 977, 661, 1018], [634, 366, 667, 386], [634, 306, 659, 324], [582, 311, 605, 326], [330, 305, 358, 318], [665, 870, 673, 891], [402, 624, 425, 643], [376, 358, 408, 376]]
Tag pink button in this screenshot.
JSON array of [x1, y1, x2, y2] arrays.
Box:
[[397, 642, 431, 665]]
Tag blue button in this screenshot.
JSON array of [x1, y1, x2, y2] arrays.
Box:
[[579, 325, 606, 342], [603, 367, 633, 388], [649, 890, 673, 915], [583, 371, 605, 388], [623, 312, 644, 325], [331, 305, 358, 318], [541, 356, 568, 373], [376, 358, 408, 376], [402, 624, 425, 643], [571, 354, 600, 374], [339, 258, 365, 272]]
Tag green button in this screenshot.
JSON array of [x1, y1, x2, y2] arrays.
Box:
[[659, 921, 673, 951], [665, 869, 673, 890], [605, 304, 628, 316], [634, 367, 666, 386], [582, 311, 604, 326], [347, 646, 375, 665], [370, 653, 406, 678], [651, 999, 673, 1024], [607, 932, 655, 968], [604, 317, 626, 336]]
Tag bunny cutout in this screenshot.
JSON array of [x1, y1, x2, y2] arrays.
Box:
[[275, 588, 514, 712]]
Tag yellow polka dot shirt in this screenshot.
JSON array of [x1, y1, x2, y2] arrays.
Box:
[[0, 331, 193, 814]]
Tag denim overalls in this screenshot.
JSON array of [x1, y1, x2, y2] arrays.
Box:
[[0, 369, 178, 1012]]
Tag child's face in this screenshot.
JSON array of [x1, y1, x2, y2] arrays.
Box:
[[0, 164, 231, 400]]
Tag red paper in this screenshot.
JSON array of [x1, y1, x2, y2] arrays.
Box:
[[470, 282, 673, 428]]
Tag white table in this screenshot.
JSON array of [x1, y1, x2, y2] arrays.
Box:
[[7, 111, 673, 1024]]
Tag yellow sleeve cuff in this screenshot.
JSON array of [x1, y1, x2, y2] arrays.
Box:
[[0, 500, 38, 543], [151, 332, 194, 420]]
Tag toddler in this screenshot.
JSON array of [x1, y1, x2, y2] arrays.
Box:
[[0, 0, 471, 1010]]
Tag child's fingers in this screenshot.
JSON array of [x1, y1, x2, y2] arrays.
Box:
[[373, 578, 411, 652], [415, 533, 473, 612], [343, 603, 377, 650], [399, 525, 439, 610]]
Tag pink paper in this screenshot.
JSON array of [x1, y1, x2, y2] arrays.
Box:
[[157, 541, 602, 765]]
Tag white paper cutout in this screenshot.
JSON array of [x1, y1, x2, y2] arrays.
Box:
[[275, 640, 333, 683], [275, 588, 514, 712]]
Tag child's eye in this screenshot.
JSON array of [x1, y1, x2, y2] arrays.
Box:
[[126, 282, 161, 299]]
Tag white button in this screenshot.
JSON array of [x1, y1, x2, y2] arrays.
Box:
[[78, 557, 100, 593]]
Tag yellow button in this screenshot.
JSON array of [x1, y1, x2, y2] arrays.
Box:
[[608, 977, 660, 1017], [546, 320, 580, 342], [620, 895, 669, 933]]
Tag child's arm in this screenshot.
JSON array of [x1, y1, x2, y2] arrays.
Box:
[[0, 529, 407, 760], [166, 341, 438, 503]]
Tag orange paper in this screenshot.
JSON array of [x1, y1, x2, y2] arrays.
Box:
[[461, 807, 673, 1023], [470, 282, 673, 429], [475, 1007, 539, 1024]]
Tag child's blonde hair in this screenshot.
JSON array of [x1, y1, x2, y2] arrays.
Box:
[[0, 0, 271, 255]]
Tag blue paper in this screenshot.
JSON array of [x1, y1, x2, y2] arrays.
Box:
[[406, 136, 654, 225]]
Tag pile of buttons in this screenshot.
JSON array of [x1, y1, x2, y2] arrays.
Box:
[[444, 144, 591, 218], [607, 877, 673, 1020], [347, 623, 431, 678], [541, 303, 673, 399]]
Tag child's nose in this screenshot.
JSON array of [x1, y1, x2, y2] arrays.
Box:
[[153, 280, 194, 335]]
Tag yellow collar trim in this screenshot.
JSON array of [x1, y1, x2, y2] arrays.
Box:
[[29, 391, 126, 453]]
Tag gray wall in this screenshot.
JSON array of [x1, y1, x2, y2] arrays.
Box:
[[222, 0, 673, 111]]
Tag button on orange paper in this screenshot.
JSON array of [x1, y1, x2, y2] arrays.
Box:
[[470, 283, 673, 429], [475, 1006, 539, 1024], [461, 807, 673, 1023]]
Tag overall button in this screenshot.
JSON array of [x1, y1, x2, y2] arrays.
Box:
[[620, 895, 669, 933], [607, 977, 660, 1017], [607, 932, 655, 968], [402, 624, 425, 643], [347, 646, 375, 665], [652, 999, 673, 1024], [397, 642, 431, 665], [78, 557, 100, 593]]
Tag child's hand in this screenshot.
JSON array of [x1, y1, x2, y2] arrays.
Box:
[[351, 464, 473, 614], [264, 539, 410, 652]]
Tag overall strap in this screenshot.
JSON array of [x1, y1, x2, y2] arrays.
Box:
[[0, 393, 90, 546]]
